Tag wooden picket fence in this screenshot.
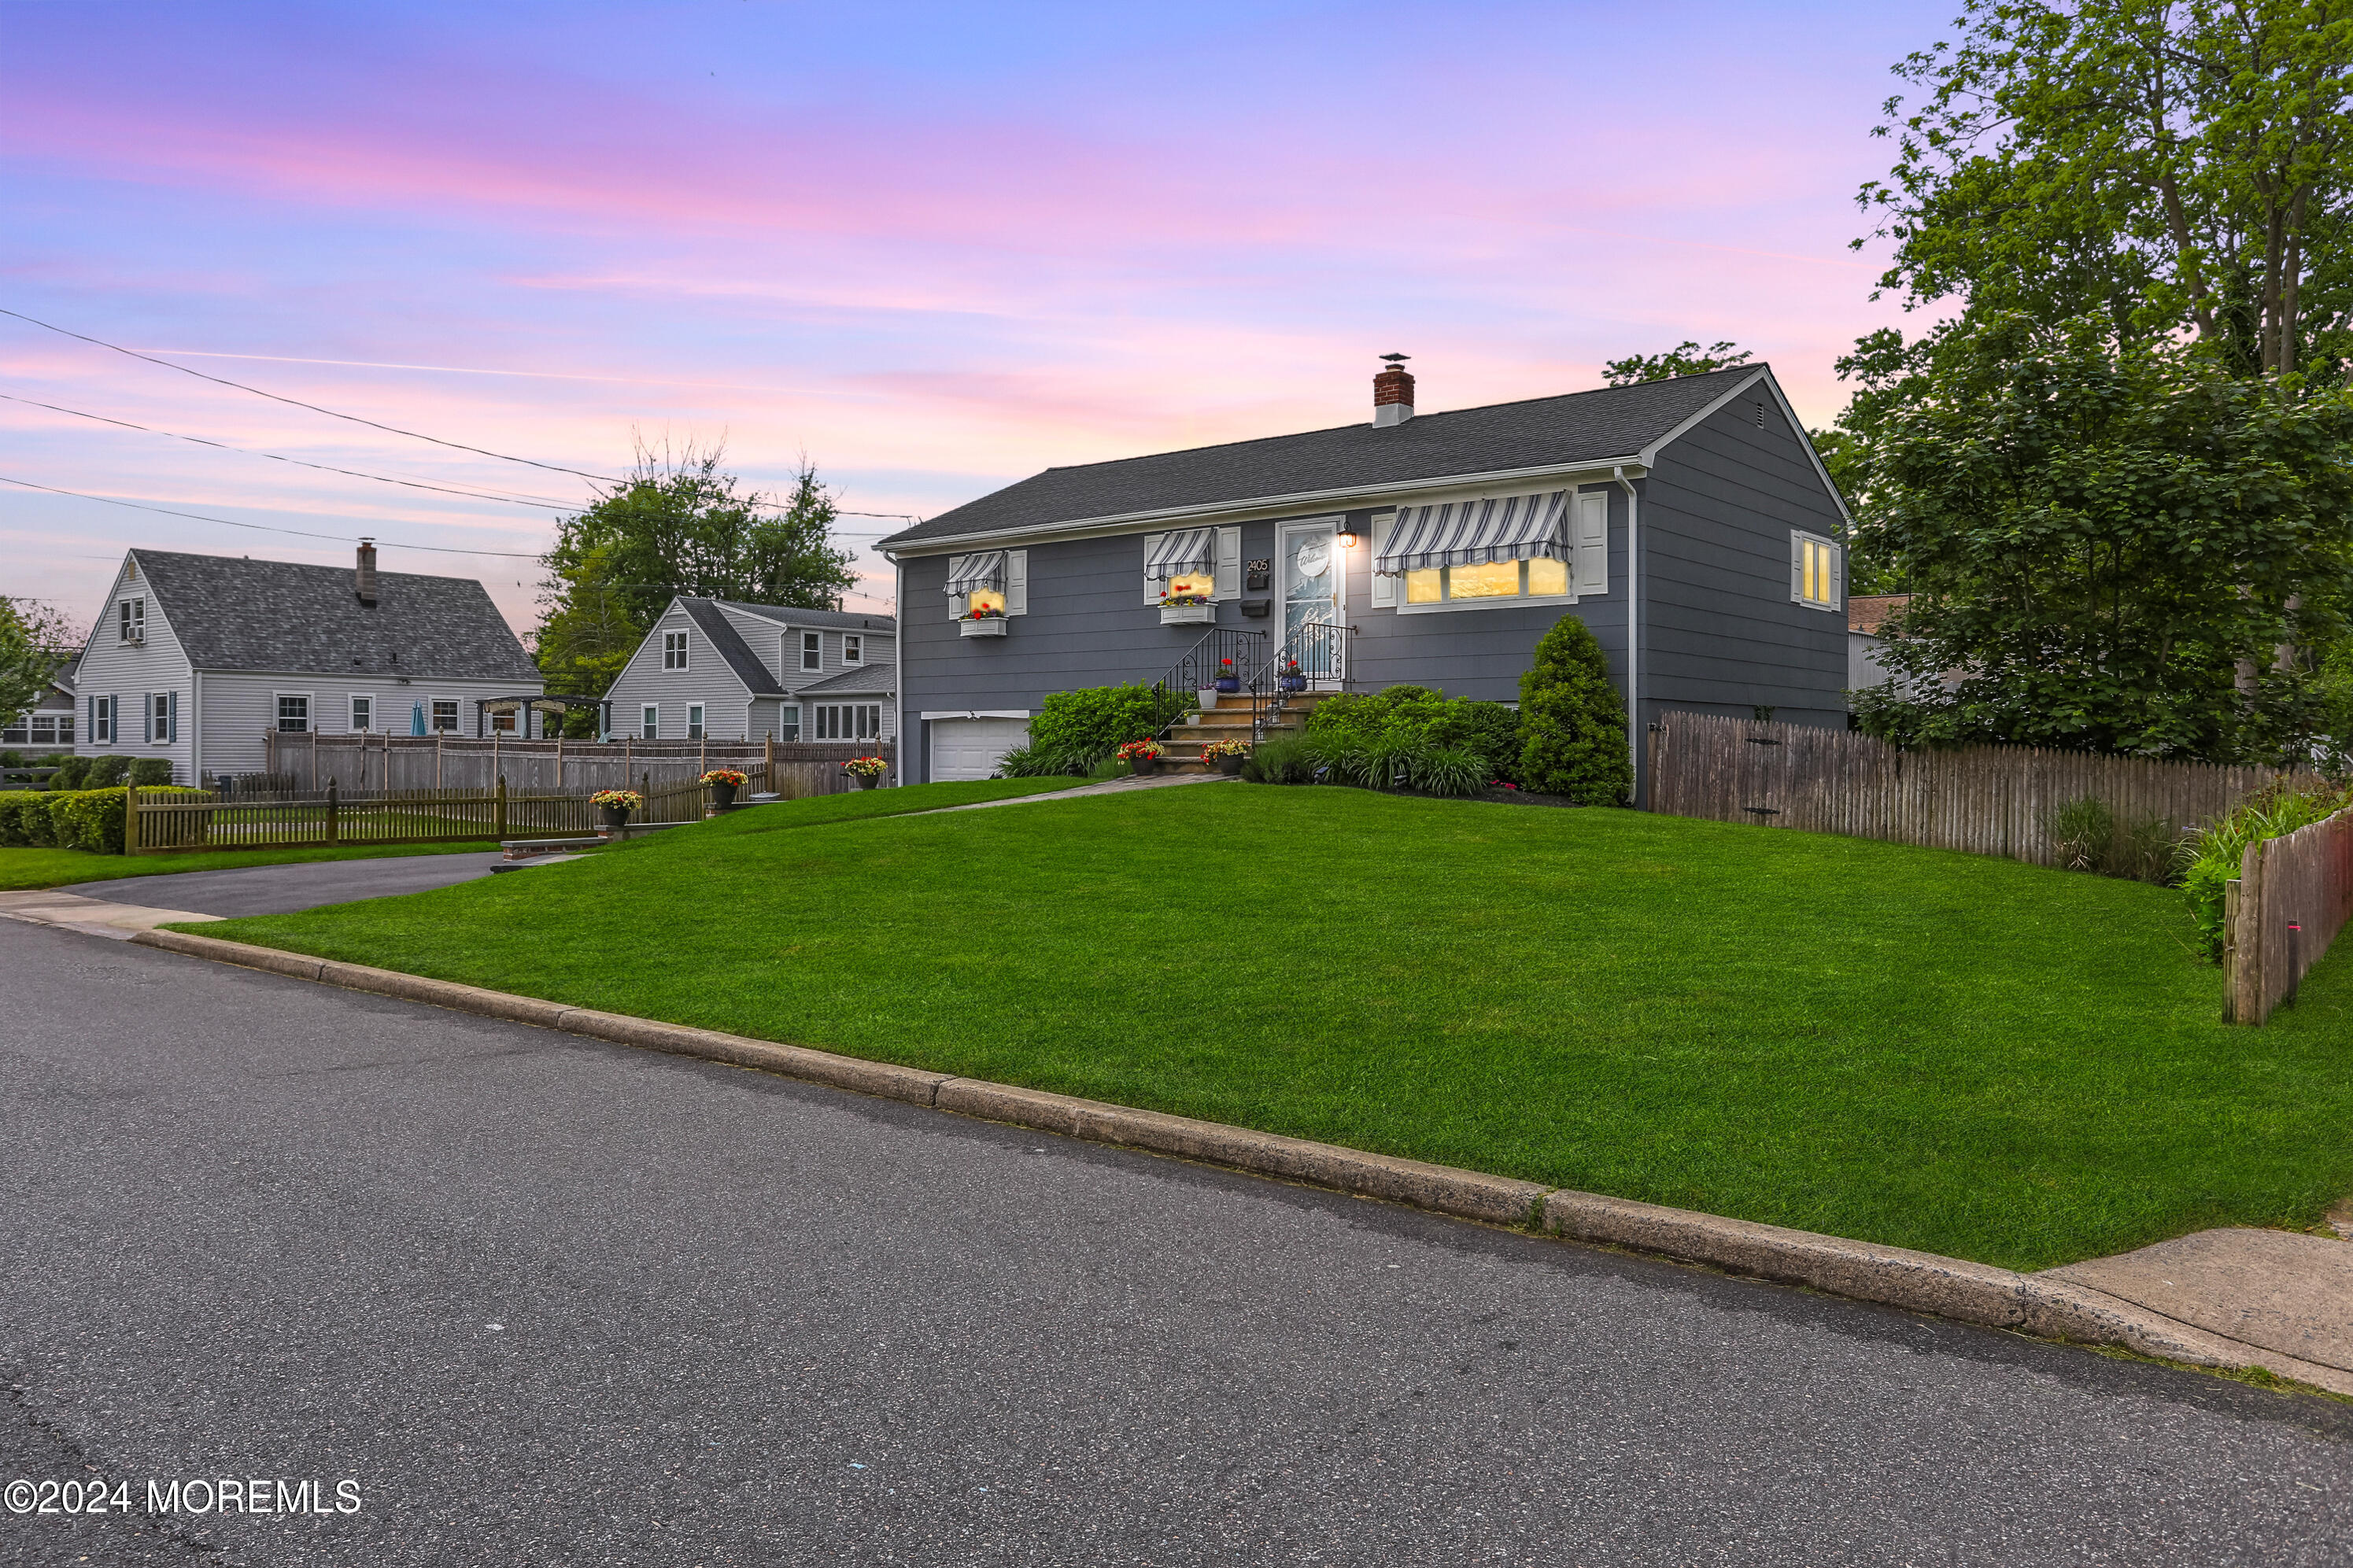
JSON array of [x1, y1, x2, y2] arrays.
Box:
[[1646, 710, 2322, 868], [130, 767, 783, 854], [263, 732, 895, 799], [2225, 805, 2353, 1024]]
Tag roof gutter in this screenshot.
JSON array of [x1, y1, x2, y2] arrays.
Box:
[[879, 457, 1654, 558]]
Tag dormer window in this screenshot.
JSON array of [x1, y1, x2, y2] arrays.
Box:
[[118, 599, 144, 642], [663, 630, 689, 670]]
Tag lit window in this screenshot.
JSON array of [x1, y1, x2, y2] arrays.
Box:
[[843, 634, 863, 664], [276, 695, 309, 732], [1165, 571, 1216, 600], [964, 588, 1007, 616], [642, 705, 659, 740], [1793, 531, 1843, 611], [687, 703, 705, 740], [350, 695, 372, 732], [431, 700, 459, 732], [1402, 559, 1569, 605]]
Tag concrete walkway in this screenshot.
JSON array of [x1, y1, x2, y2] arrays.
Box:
[[920, 772, 1236, 814], [2045, 1227, 2353, 1378]]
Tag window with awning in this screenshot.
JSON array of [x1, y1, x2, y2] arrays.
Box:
[[1373, 489, 1607, 607], [1143, 529, 1216, 582], [944, 552, 1008, 595]]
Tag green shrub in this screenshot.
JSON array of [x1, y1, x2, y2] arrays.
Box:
[[1025, 683, 1189, 773], [1085, 757, 1132, 781], [0, 749, 20, 768], [127, 758, 175, 787], [2050, 795, 2117, 872], [46, 787, 129, 853], [80, 754, 131, 789], [1241, 733, 1322, 784], [1412, 744, 1488, 797], [1518, 615, 1631, 805], [994, 742, 1070, 778], [47, 754, 89, 791], [1306, 685, 1519, 784], [2110, 814, 2183, 886], [0, 791, 44, 846], [2179, 781, 2352, 960]]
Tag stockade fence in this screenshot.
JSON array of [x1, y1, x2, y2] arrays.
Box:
[[261, 732, 894, 798], [1646, 710, 2321, 869], [2225, 805, 2353, 1024]]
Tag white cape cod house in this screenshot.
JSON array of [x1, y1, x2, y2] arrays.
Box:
[[602, 598, 899, 744], [879, 358, 1852, 798], [69, 544, 542, 783]]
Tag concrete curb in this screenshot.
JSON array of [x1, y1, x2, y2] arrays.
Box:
[[125, 926, 2353, 1397]]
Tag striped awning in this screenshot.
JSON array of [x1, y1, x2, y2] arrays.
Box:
[[1143, 528, 1216, 581], [1375, 490, 1568, 575], [944, 551, 1007, 595]]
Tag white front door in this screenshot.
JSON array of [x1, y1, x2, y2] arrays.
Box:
[[929, 717, 1029, 782], [1280, 518, 1345, 688]]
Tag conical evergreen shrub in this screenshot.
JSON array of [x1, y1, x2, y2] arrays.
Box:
[[1517, 614, 1632, 804]]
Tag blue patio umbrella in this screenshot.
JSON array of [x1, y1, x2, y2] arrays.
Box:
[[409, 700, 428, 736]]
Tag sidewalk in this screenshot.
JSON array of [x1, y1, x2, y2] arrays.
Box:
[[0, 887, 223, 940], [918, 773, 1236, 814]]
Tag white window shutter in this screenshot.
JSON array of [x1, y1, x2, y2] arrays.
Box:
[[1574, 492, 1609, 597], [1369, 514, 1397, 608], [1143, 533, 1166, 603], [1213, 527, 1240, 600], [1006, 550, 1029, 616], [1829, 542, 1846, 611]]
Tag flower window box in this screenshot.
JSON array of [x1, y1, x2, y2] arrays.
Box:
[[959, 616, 1008, 637], [1158, 600, 1215, 625]]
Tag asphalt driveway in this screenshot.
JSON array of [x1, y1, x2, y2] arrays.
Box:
[[58, 850, 507, 917], [1, 916, 2347, 1566]]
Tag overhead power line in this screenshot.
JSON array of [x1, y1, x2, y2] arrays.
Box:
[[0, 391, 582, 511], [0, 474, 545, 557], [0, 306, 623, 484]]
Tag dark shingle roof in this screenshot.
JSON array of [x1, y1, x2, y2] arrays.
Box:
[[793, 661, 896, 697], [679, 600, 786, 695], [715, 600, 896, 633], [133, 550, 537, 681], [878, 367, 1762, 550]]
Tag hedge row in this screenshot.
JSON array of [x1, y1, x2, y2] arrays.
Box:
[[37, 756, 174, 791], [0, 785, 203, 854]]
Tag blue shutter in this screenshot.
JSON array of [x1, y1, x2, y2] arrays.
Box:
[[168, 691, 179, 743]]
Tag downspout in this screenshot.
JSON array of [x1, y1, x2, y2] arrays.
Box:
[[1612, 465, 1640, 795], [892, 553, 905, 788]]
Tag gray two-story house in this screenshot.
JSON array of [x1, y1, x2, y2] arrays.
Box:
[[877, 359, 1850, 796], [602, 599, 899, 744], [68, 544, 542, 783]]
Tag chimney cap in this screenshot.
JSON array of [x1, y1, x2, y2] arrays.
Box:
[[1380, 352, 1410, 366]]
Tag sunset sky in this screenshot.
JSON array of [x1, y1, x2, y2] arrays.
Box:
[[3, 0, 1949, 634]]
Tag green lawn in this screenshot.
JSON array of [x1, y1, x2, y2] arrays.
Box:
[[0, 839, 504, 891], [188, 780, 2353, 1271]]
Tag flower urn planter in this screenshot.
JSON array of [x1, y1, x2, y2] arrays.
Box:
[[855, 773, 880, 790], [1217, 753, 1246, 776], [1130, 755, 1160, 777], [1278, 673, 1308, 693], [1214, 676, 1241, 694], [709, 780, 739, 809], [600, 805, 631, 831]]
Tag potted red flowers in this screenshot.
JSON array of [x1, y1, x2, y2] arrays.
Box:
[[1277, 658, 1307, 693], [1115, 738, 1165, 777], [1213, 657, 1241, 694], [591, 788, 642, 831], [700, 767, 748, 808], [1200, 738, 1248, 775], [844, 756, 888, 790]]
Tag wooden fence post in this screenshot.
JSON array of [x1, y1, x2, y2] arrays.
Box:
[[326, 778, 339, 847], [2233, 842, 2266, 1025], [765, 733, 775, 791], [2222, 879, 2242, 1024], [124, 785, 139, 854], [495, 774, 508, 841]]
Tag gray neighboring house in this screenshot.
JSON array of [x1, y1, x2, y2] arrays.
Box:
[[1848, 594, 1912, 692], [68, 544, 541, 783], [2, 650, 80, 753], [602, 598, 898, 744], [877, 359, 1852, 795]]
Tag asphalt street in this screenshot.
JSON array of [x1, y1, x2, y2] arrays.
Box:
[[0, 910, 2347, 1566], [57, 850, 506, 917]]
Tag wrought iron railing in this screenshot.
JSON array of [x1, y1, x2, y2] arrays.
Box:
[[1248, 619, 1346, 743], [1149, 626, 1269, 742]]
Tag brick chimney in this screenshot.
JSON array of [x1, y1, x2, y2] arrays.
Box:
[[355, 538, 378, 605], [1373, 353, 1414, 426]]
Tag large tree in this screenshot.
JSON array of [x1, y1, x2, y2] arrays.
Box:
[[534, 442, 856, 712], [1847, 312, 2353, 762], [0, 598, 79, 740], [1602, 340, 1754, 386], [1859, 0, 2353, 379]]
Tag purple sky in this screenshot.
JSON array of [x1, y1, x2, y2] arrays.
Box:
[[2, 1, 1947, 634]]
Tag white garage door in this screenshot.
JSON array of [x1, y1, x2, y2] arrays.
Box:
[[928, 717, 1030, 782]]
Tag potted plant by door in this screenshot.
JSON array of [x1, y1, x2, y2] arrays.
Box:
[[1201, 738, 1249, 775], [1276, 658, 1308, 693], [844, 755, 889, 791], [1115, 738, 1165, 777], [700, 767, 748, 809], [1213, 657, 1241, 694], [591, 788, 643, 832]]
